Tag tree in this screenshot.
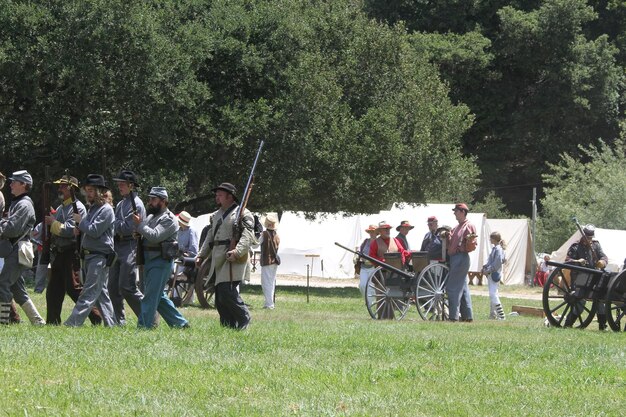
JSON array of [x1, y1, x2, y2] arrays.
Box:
[[537, 139, 626, 252]]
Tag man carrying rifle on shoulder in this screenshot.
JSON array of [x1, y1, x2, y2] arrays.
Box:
[[109, 170, 145, 325], [44, 174, 102, 325], [196, 183, 254, 330]]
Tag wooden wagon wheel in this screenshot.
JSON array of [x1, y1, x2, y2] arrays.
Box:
[[364, 267, 411, 320], [542, 266, 597, 328], [415, 263, 449, 321], [605, 270, 626, 331], [194, 258, 216, 309]]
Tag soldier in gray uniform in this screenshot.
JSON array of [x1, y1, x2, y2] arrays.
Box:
[[64, 174, 117, 327], [44, 175, 102, 325], [133, 186, 188, 328], [109, 170, 145, 325], [0, 170, 46, 325], [196, 183, 253, 330]]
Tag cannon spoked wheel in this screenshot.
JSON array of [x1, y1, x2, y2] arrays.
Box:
[[415, 263, 449, 321], [166, 275, 193, 307], [605, 270, 626, 331], [195, 258, 216, 309], [364, 267, 411, 320], [542, 266, 597, 328]]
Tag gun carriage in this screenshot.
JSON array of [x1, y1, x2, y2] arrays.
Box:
[[336, 242, 450, 320], [542, 261, 626, 330]]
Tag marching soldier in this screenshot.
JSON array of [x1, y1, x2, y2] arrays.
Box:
[[44, 174, 102, 325], [0, 170, 45, 325], [133, 186, 188, 328], [196, 183, 253, 330], [110, 170, 145, 325], [64, 175, 116, 327]]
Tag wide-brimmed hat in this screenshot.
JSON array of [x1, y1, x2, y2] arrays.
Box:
[[82, 174, 109, 190], [264, 213, 278, 230], [377, 221, 392, 230], [178, 210, 192, 226], [148, 186, 168, 200], [427, 216, 438, 223], [396, 220, 414, 231], [365, 224, 378, 233], [211, 182, 239, 202], [452, 203, 469, 212], [9, 170, 33, 185], [53, 175, 79, 189], [112, 170, 139, 187]]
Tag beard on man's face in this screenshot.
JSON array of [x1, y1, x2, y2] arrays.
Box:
[[147, 203, 161, 215]]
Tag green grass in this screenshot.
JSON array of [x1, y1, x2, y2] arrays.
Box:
[[1, 285, 625, 416]]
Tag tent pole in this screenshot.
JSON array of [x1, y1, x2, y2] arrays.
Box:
[[530, 187, 537, 286]]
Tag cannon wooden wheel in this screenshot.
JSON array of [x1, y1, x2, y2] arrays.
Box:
[[542, 266, 597, 328], [194, 259, 216, 309], [605, 270, 626, 331], [364, 267, 411, 320], [415, 263, 449, 321]]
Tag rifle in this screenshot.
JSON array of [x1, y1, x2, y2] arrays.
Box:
[[130, 190, 145, 267], [66, 169, 82, 274], [40, 166, 52, 265], [571, 216, 601, 268], [229, 140, 264, 266]]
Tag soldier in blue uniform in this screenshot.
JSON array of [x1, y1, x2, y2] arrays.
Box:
[[0, 170, 45, 325], [133, 186, 188, 329], [109, 170, 145, 325], [64, 175, 117, 327]]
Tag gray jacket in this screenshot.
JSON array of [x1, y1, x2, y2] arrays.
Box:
[[78, 203, 115, 254], [51, 199, 87, 249], [137, 208, 178, 261], [0, 193, 35, 241], [114, 193, 146, 238]]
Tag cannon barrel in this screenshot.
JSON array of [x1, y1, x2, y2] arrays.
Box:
[[334, 242, 414, 280], [546, 260, 604, 275]]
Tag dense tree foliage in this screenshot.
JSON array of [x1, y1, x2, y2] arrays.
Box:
[[538, 138, 626, 251], [0, 0, 477, 215], [367, 0, 625, 213]]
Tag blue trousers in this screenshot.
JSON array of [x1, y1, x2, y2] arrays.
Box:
[[446, 253, 473, 321], [138, 256, 188, 329]]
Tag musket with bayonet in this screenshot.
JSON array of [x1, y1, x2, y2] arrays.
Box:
[[228, 140, 264, 269], [66, 169, 83, 274]]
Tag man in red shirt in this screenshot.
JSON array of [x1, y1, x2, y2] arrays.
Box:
[[368, 221, 410, 264], [443, 203, 477, 322]]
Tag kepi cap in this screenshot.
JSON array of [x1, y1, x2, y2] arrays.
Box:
[[9, 170, 33, 185], [583, 224, 595, 237], [148, 186, 168, 200], [453, 203, 469, 212]]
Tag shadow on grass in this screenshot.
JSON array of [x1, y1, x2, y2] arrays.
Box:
[[241, 284, 359, 299]]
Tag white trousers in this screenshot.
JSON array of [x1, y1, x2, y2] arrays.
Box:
[[359, 267, 375, 296], [261, 264, 278, 308], [488, 275, 501, 306]]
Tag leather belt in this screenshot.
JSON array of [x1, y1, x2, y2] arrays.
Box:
[[82, 249, 110, 256], [215, 239, 231, 246]]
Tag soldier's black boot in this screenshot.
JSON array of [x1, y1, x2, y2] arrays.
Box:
[[597, 314, 607, 331]]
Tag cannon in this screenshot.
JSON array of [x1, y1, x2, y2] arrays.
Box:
[[542, 260, 626, 330], [336, 242, 449, 320]]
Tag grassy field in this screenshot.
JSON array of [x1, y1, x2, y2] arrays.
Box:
[[1, 284, 624, 416]]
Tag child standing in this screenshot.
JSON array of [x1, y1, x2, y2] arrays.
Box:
[[482, 231, 506, 320]]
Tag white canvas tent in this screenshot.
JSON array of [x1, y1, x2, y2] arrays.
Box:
[[188, 203, 533, 284], [551, 227, 626, 272]]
